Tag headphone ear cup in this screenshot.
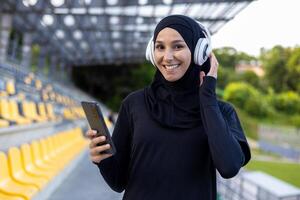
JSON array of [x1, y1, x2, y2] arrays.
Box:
[[145, 37, 156, 66], [194, 38, 211, 66]]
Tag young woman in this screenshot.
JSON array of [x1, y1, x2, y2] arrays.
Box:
[[86, 15, 251, 200]]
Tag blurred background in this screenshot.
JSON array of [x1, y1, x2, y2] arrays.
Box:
[[0, 0, 299, 199]]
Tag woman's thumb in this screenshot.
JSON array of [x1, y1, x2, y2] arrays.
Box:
[[199, 71, 206, 86]]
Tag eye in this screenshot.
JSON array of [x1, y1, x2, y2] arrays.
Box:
[[174, 44, 184, 50], [155, 44, 164, 50]]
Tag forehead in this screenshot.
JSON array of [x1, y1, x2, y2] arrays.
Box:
[[155, 27, 184, 42]]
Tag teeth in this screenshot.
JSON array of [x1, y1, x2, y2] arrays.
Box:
[[165, 64, 179, 69]]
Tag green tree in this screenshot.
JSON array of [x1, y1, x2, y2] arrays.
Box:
[[260, 45, 291, 92], [214, 47, 238, 69], [286, 47, 300, 93]]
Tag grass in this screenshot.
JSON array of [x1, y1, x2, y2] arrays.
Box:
[[245, 160, 300, 188]]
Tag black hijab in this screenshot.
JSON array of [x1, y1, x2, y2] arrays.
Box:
[[144, 15, 210, 129]]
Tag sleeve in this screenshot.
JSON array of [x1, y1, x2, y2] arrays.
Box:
[[95, 100, 132, 192], [199, 76, 251, 179]]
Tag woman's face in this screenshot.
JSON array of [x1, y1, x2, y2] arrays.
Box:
[[154, 27, 191, 82]]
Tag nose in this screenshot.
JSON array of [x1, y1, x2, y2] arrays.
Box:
[[163, 49, 174, 62]]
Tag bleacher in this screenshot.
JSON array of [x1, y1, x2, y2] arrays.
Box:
[[0, 63, 115, 199]]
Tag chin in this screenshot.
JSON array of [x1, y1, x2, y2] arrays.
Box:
[[164, 76, 179, 82]]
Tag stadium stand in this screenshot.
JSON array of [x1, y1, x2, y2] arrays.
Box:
[[0, 62, 107, 199]]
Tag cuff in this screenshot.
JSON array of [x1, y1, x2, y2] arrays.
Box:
[[199, 76, 218, 106]]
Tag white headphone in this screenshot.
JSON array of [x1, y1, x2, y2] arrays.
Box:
[[145, 21, 212, 67]]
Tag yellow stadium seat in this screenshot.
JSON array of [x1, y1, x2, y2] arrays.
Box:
[[0, 192, 25, 200], [0, 91, 8, 97], [0, 99, 11, 120], [6, 80, 16, 95], [37, 103, 49, 120], [38, 139, 62, 171], [20, 144, 52, 180], [8, 147, 47, 190], [0, 152, 38, 200], [104, 117, 113, 129], [41, 91, 49, 101], [45, 103, 56, 120], [35, 79, 42, 90], [21, 101, 45, 122], [30, 141, 58, 175], [0, 119, 9, 128], [0, 99, 23, 125], [8, 100, 31, 125]]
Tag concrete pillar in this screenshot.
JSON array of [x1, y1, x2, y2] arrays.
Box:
[[0, 14, 13, 63], [21, 32, 32, 69], [37, 47, 47, 75], [10, 33, 19, 61], [50, 55, 57, 78]]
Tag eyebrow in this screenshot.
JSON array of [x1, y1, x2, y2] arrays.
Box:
[[155, 40, 185, 44]]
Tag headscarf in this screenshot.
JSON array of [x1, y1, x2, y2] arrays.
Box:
[[144, 15, 210, 129]]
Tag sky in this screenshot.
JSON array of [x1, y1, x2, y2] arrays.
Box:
[[212, 0, 300, 56]]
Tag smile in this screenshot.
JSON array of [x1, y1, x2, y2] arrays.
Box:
[[163, 64, 180, 70]]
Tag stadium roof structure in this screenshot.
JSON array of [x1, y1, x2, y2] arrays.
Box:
[[1, 0, 255, 66]]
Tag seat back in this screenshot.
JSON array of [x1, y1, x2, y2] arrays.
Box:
[[8, 147, 24, 177], [6, 80, 16, 95], [20, 144, 34, 170], [30, 140, 43, 164], [8, 100, 21, 119], [0, 152, 11, 182]]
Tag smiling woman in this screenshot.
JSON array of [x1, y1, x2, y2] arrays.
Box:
[[154, 27, 191, 82], [86, 14, 251, 200]]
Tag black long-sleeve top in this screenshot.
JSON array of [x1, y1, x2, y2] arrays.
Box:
[[96, 76, 251, 200]]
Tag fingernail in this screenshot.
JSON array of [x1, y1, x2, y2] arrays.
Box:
[[106, 144, 110, 147], [101, 136, 106, 140]]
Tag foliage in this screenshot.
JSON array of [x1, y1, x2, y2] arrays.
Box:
[[129, 62, 156, 90], [269, 91, 300, 115], [223, 82, 269, 117], [260, 45, 292, 93], [286, 47, 300, 93], [236, 71, 261, 89]]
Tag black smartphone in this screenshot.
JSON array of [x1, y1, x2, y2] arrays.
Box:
[[81, 101, 116, 155]]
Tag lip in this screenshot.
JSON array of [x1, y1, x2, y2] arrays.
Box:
[[163, 64, 180, 68]]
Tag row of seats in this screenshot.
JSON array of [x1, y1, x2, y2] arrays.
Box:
[[0, 127, 88, 200], [0, 99, 57, 127], [0, 79, 16, 97]]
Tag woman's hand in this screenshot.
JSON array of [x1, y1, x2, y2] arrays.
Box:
[[86, 129, 113, 164], [200, 52, 219, 86]]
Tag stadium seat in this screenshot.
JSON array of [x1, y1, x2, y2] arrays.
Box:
[[30, 141, 59, 175], [8, 147, 47, 190], [21, 101, 45, 122], [45, 103, 56, 120], [0, 192, 25, 200], [0, 119, 9, 128], [35, 79, 42, 90], [20, 144, 53, 180], [6, 80, 16, 95], [8, 100, 32, 125], [37, 103, 49, 121], [0, 152, 38, 200]]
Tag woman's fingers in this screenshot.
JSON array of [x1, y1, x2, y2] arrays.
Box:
[[86, 129, 97, 139], [207, 52, 219, 79], [89, 135, 106, 148], [199, 71, 206, 86], [91, 153, 113, 163], [90, 143, 111, 156]]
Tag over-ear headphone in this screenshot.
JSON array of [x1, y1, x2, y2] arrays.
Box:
[[145, 21, 212, 67]]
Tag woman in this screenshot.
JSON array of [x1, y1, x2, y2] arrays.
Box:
[[86, 15, 251, 200]]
